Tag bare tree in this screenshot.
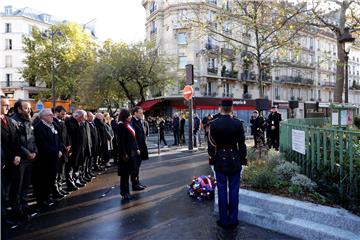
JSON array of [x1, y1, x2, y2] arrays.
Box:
[[310, 0, 360, 103], [185, 0, 311, 98]]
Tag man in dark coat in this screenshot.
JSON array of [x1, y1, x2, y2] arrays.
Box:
[[53, 106, 71, 198], [87, 112, 99, 177], [10, 99, 37, 217], [65, 110, 86, 189], [131, 107, 148, 191], [172, 113, 180, 146], [1, 96, 21, 229], [250, 110, 266, 148], [267, 106, 282, 150], [179, 113, 186, 144], [33, 109, 63, 208], [193, 112, 201, 147], [94, 113, 108, 169], [208, 99, 247, 229]]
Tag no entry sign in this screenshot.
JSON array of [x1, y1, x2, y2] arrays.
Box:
[[183, 85, 193, 101]]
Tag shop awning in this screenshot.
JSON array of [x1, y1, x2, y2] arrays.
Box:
[[138, 99, 162, 110]]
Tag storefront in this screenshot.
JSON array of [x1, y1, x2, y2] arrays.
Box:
[[138, 97, 258, 134]]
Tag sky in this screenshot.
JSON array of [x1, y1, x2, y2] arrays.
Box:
[[0, 0, 146, 43]]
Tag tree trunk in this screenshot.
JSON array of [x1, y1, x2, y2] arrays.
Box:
[[334, 1, 347, 103], [118, 81, 136, 107], [257, 60, 264, 98]]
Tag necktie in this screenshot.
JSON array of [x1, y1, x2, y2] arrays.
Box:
[[1, 116, 9, 129]]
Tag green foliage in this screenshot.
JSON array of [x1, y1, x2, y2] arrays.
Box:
[[250, 167, 278, 189], [266, 149, 285, 168], [288, 184, 302, 194], [22, 22, 97, 101], [290, 174, 317, 192], [92, 40, 174, 106], [246, 147, 258, 162], [275, 161, 301, 181]]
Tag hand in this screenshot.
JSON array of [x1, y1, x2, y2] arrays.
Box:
[[13, 156, 21, 166], [27, 153, 36, 160], [58, 151, 63, 158], [66, 146, 71, 152], [137, 150, 141, 155], [271, 126, 275, 130]]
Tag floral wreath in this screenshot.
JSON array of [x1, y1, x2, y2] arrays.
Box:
[[187, 175, 217, 201]]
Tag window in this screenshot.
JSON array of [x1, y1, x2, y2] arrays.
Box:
[[223, 83, 230, 96], [5, 39, 12, 50], [177, 32, 187, 44], [290, 88, 294, 98], [149, 1, 157, 13], [208, 0, 217, 5], [311, 89, 314, 99], [275, 87, 280, 98], [5, 56, 12, 67], [150, 21, 156, 34], [6, 74, 12, 87], [208, 58, 217, 69], [223, 22, 230, 33], [318, 90, 321, 100], [5, 23, 11, 33], [207, 11, 215, 22], [207, 82, 212, 95], [178, 56, 187, 69]]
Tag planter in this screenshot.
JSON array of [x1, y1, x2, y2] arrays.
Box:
[[215, 189, 360, 240]]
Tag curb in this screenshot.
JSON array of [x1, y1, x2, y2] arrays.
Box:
[[215, 189, 360, 240]]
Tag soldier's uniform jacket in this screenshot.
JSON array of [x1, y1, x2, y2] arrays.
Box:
[[208, 115, 247, 173]]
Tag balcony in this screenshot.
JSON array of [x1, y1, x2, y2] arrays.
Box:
[[221, 48, 235, 57], [208, 0, 217, 5], [322, 81, 336, 88], [221, 70, 238, 79], [243, 93, 252, 99], [276, 76, 314, 85], [240, 72, 256, 81], [223, 93, 234, 97], [242, 33, 251, 39], [205, 43, 219, 52], [207, 67, 218, 75]]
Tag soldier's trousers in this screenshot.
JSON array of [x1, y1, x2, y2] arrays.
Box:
[[215, 171, 241, 226]]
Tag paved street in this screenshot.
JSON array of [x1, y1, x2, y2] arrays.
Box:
[[8, 150, 296, 240]]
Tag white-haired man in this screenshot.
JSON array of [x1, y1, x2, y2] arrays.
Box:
[[33, 109, 63, 208], [65, 110, 87, 189]]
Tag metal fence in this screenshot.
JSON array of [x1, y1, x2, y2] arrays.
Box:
[[280, 118, 360, 205]]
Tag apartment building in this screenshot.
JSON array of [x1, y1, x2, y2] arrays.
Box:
[[142, 0, 360, 108]]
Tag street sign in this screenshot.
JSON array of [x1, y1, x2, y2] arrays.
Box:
[[183, 85, 193, 101], [36, 100, 44, 111]]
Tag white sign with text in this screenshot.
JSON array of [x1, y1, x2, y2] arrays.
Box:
[[292, 129, 306, 155]]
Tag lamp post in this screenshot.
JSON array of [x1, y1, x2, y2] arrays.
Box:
[[41, 29, 62, 111], [339, 27, 355, 104]]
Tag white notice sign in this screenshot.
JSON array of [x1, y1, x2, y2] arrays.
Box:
[[292, 129, 305, 155], [332, 112, 338, 126]]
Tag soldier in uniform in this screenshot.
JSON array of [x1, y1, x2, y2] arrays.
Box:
[[267, 106, 282, 151], [208, 99, 247, 229]]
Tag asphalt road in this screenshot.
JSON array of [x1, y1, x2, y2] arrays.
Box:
[[8, 150, 297, 240]]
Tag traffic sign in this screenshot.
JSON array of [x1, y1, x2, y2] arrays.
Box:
[[36, 100, 44, 111], [183, 85, 193, 101]]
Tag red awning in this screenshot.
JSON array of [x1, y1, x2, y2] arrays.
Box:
[[138, 99, 162, 110]]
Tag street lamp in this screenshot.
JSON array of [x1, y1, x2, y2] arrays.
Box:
[[339, 27, 355, 104], [41, 29, 62, 111]]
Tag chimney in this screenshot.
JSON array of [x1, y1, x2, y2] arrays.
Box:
[[5, 6, 13, 15]]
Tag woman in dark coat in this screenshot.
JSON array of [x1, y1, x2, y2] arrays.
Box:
[[115, 109, 139, 200]]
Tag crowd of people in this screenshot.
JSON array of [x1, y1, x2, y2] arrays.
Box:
[[1, 97, 150, 237]]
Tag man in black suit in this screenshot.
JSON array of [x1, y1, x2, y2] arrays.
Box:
[[94, 113, 108, 170], [179, 113, 186, 144], [172, 113, 180, 146], [65, 110, 86, 189], [1, 96, 21, 230], [53, 106, 71, 198], [33, 109, 63, 208], [11, 99, 37, 218], [131, 107, 149, 191], [267, 106, 282, 151], [208, 99, 247, 229], [193, 112, 201, 147], [87, 112, 99, 178]]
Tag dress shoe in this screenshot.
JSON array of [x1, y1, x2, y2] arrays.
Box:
[[75, 179, 85, 188], [120, 193, 133, 200], [52, 191, 65, 200], [79, 178, 87, 185], [89, 172, 96, 178], [60, 189, 70, 195], [83, 175, 92, 182], [138, 183, 147, 188], [132, 185, 145, 191]]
